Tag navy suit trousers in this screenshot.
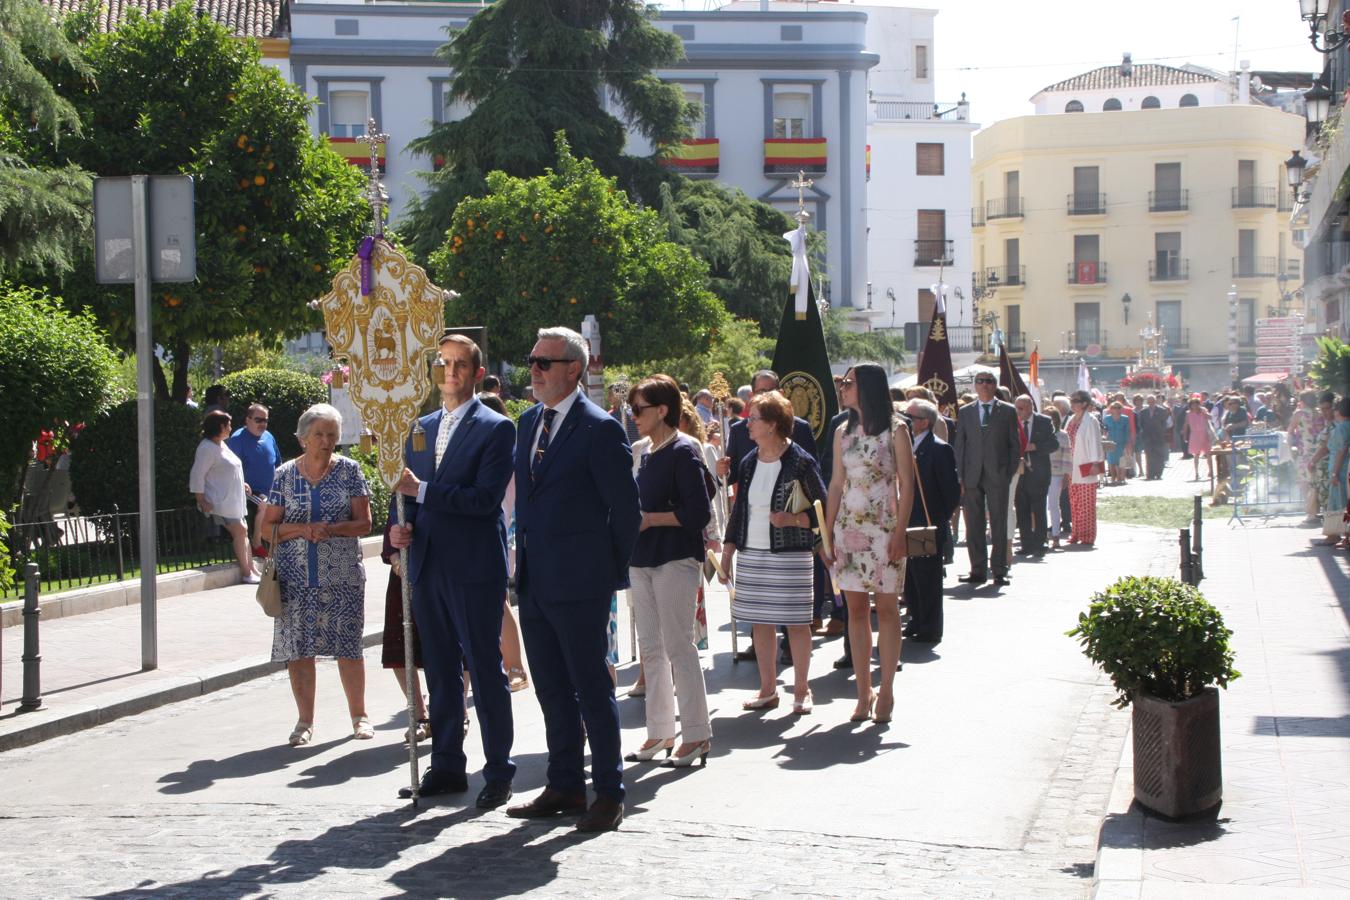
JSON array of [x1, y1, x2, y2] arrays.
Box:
[[517, 589, 624, 802], [412, 571, 514, 784]]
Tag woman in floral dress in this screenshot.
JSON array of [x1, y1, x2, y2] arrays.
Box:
[[1291, 390, 1331, 522], [259, 403, 373, 747], [825, 363, 915, 725]]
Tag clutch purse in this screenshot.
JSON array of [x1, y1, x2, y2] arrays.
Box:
[[907, 455, 939, 558], [785, 479, 811, 515], [1078, 461, 1106, 477], [255, 522, 283, 618]]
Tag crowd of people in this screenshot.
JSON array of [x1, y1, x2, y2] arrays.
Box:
[[186, 323, 1350, 834]]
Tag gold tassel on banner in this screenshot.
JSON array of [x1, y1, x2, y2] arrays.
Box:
[[432, 357, 446, 386], [360, 429, 374, 453], [411, 422, 426, 453], [331, 366, 346, 389]]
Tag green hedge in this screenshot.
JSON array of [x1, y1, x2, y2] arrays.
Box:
[[219, 368, 328, 459], [348, 446, 391, 536], [70, 399, 202, 515]]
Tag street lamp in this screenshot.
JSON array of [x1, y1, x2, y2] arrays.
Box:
[[1300, 0, 1350, 53], [1304, 74, 1332, 126], [1285, 149, 1309, 202], [1121, 292, 1132, 325]]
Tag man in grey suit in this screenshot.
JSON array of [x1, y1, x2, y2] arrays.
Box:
[[954, 374, 1022, 586]]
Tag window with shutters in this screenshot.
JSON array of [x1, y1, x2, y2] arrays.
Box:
[[772, 91, 810, 139], [915, 210, 948, 266], [914, 43, 930, 80], [916, 142, 944, 176], [329, 90, 369, 138]]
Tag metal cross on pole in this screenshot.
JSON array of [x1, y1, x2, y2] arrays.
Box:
[[789, 170, 814, 224], [356, 118, 390, 238]]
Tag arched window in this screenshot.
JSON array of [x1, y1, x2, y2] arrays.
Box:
[[1141, 96, 1161, 109], [1065, 99, 1084, 113], [1103, 98, 1122, 111], [1179, 93, 1199, 107]]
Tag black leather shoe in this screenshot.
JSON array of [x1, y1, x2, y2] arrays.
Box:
[[909, 633, 942, 644], [399, 768, 468, 799], [734, 647, 757, 662], [476, 780, 513, 810], [993, 575, 1011, 586], [575, 796, 624, 832], [958, 574, 987, 584], [832, 654, 853, 669], [506, 787, 587, 818]]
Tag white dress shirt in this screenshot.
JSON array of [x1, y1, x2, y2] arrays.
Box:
[[416, 397, 477, 504]]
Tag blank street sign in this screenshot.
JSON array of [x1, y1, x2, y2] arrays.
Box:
[[93, 176, 196, 284]]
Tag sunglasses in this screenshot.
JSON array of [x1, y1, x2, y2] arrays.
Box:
[[630, 403, 655, 416], [526, 356, 571, 371], [839, 378, 856, 387], [974, 377, 996, 385]]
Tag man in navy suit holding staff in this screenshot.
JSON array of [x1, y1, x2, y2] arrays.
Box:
[[389, 332, 517, 809], [505, 326, 641, 832]]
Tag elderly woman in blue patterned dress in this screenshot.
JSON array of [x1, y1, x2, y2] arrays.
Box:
[[258, 403, 373, 747]]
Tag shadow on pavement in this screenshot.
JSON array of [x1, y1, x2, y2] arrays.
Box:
[[157, 738, 349, 794]]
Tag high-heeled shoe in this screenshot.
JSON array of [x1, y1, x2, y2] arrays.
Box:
[[849, 695, 875, 723], [661, 740, 710, 768], [624, 738, 673, 762], [288, 720, 313, 747], [873, 696, 895, 724], [792, 692, 813, 715], [742, 693, 780, 711]]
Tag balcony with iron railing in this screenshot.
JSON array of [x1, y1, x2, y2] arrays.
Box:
[[971, 206, 985, 228], [1233, 256, 1276, 278], [870, 96, 971, 122], [986, 197, 1025, 220], [763, 138, 827, 176], [914, 239, 954, 267], [981, 265, 1026, 288], [1232, 185, 1276, 209], [1238, 322, 1255, 345], [1005, 331, 1028, 353], [1073, 329, 1108, 351], [905, 322, 980, 355], [1149, 258, 1189, 281], [1161, 326, 1190, 349], [1148, 189, 1189, 212], [1067, 261, 1108, 285], [1067, 192, 1107, 215]]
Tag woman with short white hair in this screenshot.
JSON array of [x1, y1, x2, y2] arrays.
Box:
[[258, 403, 374, 746]]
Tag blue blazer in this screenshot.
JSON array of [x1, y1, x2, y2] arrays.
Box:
[[514, 392, 641, 602], [398, 397, 515, 586]]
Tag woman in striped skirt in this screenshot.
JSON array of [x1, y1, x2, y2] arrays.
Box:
[[719, 390, 828, 715]]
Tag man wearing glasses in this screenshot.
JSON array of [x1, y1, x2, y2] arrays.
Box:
[[226, 403, 280, 555], [953, 375, 1021, 586], [506, 326, 641, 832]]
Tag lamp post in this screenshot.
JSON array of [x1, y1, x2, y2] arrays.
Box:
[[1227, 285, 1240, 388], [1301, 0, 1350, 53], [1058, 331, 1081, 392], [1121, 292, 1132, 325], [1304, 74, 1332, 136]]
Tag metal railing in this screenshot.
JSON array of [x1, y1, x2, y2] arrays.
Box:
[[1233, 256, 1276, 278], [1073, 329, 1107, 351], [1149, 189, 1188, 212], [1067, 261, 1108, 284], [1067, 192, 1107, 215], [1237, 322, 1255, 345], [982, 265, 1025, 287], [1005, 331, 1028, 353], [1162, 326, 1190, 349], [871, 97, 969, 122], [3, 506, 238, 598], [986, 197, 1024, 220], [914, 239, 954, 266], [971, 206, 986, 227], [905, 322, 980, 354], [1149, 258, 1189, 281], [1232, 185, 1276, 208]]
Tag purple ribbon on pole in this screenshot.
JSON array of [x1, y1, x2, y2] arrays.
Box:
[[357, 236, 376, 296]]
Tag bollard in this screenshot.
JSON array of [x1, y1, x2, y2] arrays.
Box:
[[1192, 495, 1204, 584], [20, 560, 42, 711], [113, 503, 126, 581], [1179, 528, 1193, 586]]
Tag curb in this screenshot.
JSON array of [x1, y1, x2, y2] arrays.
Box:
[[1092, 723, 1143, 899], [1, 536, 385, 629], [0, 628, 383, 753]]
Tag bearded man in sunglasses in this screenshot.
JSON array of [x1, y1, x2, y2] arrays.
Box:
[[505, 326, 641, 832], [953, 374, 1022, 586]]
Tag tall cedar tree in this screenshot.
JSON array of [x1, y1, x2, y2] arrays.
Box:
[[0, 0, 93, 276], [22, 2, 368, 401], [400, 0, 692, 263]]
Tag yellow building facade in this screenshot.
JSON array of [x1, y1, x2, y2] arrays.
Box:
[[972, 103, 1304, 391]]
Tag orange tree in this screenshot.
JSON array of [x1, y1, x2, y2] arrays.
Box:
[[22, 2, 367, 400], [429, 135, 727, 367]]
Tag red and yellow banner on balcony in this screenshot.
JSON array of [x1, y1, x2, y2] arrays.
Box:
[[660, 138, 719, 173], [764, 137, 827, 173], [329, 137, 385, 171]]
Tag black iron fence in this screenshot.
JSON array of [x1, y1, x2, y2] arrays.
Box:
[[3, 506, 238, 598], [1149, 189, 1188, 212]]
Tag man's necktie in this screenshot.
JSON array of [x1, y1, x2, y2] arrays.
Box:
[[532, 408, 557, 479], [434, 413, 457, 470], [981, 403, 990, 427]]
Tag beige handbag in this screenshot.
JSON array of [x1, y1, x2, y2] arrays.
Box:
[[907, 453, 939, 558], [785, 479, 811, 515], [255, 521, 282, 617]]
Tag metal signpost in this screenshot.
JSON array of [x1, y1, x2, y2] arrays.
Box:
[[93, 175, 195, 671]]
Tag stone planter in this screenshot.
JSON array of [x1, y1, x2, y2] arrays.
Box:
[[1131, 687, 1222, 818]]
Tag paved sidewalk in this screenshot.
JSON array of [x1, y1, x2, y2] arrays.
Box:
[[1094, 516, 1350, 898], [0, 563, 392, 750]]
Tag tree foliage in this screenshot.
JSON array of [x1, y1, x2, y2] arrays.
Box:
[[68, 398, 201, 515], [428, 134, 727, 367], [604, 318, 772, 394], [400, 0, 692, 263], [822, 309, 906, 371], [24, 2, 367, 400], [0, 0, 94, 276], [1310, 336, 1350, 397], [218, 368, 329, 460], [0, 283, 120, 510]]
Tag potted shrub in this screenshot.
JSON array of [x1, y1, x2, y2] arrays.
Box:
[[1068, 576, 1239, 818]]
